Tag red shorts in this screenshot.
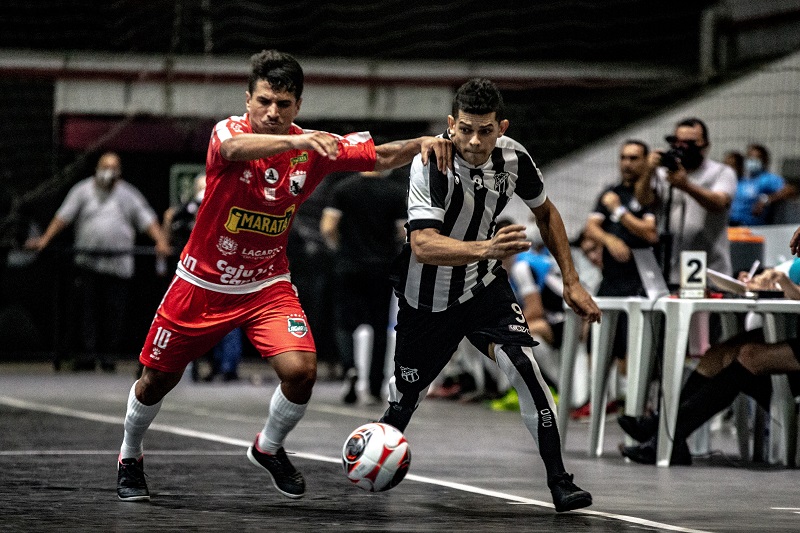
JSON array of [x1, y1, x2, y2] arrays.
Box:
[[139, 277, 316, 372]]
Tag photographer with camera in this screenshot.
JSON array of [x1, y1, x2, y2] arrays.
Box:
[[650, 118, 737, 285]]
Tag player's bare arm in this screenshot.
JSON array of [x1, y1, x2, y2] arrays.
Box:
[[532, 199, 601, 323], [374, 137, 453, 173], [220, 131, 339, 161], [410, 224, 530, 267]]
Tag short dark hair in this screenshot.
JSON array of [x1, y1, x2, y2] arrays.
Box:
[[452, 78, 505, 122], [623, 139, 649, 157], [676, 117, 709, 144], [248, 50, 304, 98], [748, 143, 770, 168]]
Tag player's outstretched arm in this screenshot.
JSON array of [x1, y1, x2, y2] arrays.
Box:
[[532, 199, 601, 323], [410, 225, 530, 267], [220, 131, 339, 161], [374, 137, 452, 173]]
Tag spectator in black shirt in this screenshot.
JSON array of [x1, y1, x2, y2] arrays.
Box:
[[582, 140, 659, 381], [321, 170, 407, 404]]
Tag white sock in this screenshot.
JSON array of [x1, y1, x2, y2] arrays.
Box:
[[119, 381, 163, 460], [257, 387, 307, 454]]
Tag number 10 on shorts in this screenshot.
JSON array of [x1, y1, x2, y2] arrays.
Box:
[[679, 250, 706, 298]]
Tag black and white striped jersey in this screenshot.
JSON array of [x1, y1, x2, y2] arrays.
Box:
[[395, 132, 547, 311]]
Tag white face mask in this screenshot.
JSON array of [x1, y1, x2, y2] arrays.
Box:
[[95, 168, 119, 187]]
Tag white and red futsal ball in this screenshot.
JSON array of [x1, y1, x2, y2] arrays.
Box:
[[342, 422, 411, 492]]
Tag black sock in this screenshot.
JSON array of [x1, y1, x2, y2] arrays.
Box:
[[679, 371, 711, 404], [674, 360, 754, 442], [739, 373, 772, 411], [379, 401, 416, 432]]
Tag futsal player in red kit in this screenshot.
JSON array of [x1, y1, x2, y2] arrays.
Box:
[[117, 50, 451, 501]]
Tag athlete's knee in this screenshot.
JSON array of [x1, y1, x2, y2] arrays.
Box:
[[736, 343, 768, 375], [496, 344, 527, 365], [272, 351, 317, 387], [137, 366, 182, 405]]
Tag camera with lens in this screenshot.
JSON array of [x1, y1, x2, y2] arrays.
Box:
[[659, 147, 684, 172]]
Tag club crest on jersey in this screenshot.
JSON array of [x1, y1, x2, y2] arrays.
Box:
[[494, 171, 510, 194], [224, 205, 295, 236], [287, 317, 308, 338], [289, 172, 307, 196], [217, 236, 238, 255], [264, 168, 279, 185]]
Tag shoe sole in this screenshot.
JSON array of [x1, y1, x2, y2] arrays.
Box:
[[118, 494, 150, 502], [554, 493, 592, 513], [247, 447, 305, 499]]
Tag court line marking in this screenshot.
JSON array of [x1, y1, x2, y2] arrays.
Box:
[[0, 396, 710, 533], [0, 450, 244, 456]]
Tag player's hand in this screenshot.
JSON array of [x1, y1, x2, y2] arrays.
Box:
[[484, 224, 530, 260], [790, 225, 800, 257], [600, 191, 621, 211], [295, 131, 339, 160], [563, 282, 601, 323], [420, 137, 453, 173], [604, 235, 631, 263]]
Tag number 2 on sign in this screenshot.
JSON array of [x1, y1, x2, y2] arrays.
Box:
[[680, 251, 706, 298]]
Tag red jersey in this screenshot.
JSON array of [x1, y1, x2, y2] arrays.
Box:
[[176, 114, 376, 294]]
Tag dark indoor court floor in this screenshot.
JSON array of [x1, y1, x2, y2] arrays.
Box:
[[1, 361, 798, 533]]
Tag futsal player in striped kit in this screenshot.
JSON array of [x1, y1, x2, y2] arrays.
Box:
[[116, 50, 452, 502], [382, 78, 601, 512]]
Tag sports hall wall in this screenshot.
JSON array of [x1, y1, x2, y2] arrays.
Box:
[[542, 49, 800, 239]]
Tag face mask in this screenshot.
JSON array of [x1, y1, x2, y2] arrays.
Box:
[[678, 145, 704, 170], [744, 158, 763, 176], [95, 168, 119, 187]]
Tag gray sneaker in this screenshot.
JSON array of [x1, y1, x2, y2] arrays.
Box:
[[247, 437, 305, 498], [117, 457, 150, 502]]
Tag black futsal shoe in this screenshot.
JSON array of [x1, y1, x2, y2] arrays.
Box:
[[117, 456, 150, 501], [549, 472, 593, 512], [620, 437, 692, 466], [247, 437, 306, 498], [617, 414, 659, 443]]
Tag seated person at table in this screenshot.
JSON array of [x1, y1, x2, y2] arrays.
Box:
[[619, 266, 800, 465]]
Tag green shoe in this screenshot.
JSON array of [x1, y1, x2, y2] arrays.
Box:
[[489, 389, 519, 411]]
